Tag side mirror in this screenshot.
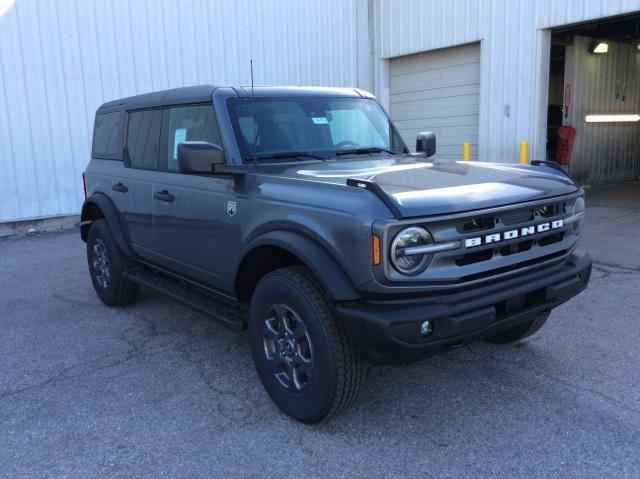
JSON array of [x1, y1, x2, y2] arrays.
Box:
[[416, 131, 436, 158], [178, 141, 225, 174]]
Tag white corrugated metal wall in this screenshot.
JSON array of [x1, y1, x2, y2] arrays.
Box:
[[373, 0, 640, 170], [0, 0, 367, 223], [2, 0, 640, 224]]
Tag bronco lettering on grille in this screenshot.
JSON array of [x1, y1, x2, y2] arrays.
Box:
[[464, 219, 564, 248]]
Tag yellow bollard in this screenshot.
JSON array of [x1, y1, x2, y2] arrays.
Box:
[[519, 140, 528, 165], [462, 142, 470, 161]]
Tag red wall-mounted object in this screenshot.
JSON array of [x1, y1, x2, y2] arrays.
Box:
[[556, 125, 576, 165]]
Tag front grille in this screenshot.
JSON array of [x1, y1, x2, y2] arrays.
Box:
[[500, 209, 533, 226], [458, 215, 495, 233], [446, 200, 574, 267], [536, 202, 566, 218], [455, 201, 567, 234], [455, 249, 493, 266], [453, 232, 559, 267], [455, 250, 568, 283], [381, 194, 581, 286], [539, 232, 564, 246], [499, 239, 534, 257]]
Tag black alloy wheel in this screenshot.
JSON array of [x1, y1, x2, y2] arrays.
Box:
[[262, 303, 314, 391]]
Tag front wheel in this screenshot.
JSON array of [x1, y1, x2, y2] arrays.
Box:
[[483, 312, 550, 344], [248, 266, 366, 423]]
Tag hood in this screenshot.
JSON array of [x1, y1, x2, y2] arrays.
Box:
[[258, 156, 579, 218]]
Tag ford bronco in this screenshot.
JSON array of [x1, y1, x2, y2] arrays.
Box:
[[81, 85, 591, 423]]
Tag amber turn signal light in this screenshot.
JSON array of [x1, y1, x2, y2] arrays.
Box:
[[371, 235, 381, 265]]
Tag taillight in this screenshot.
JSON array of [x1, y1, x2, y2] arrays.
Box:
[[82, 173, 87, 199]]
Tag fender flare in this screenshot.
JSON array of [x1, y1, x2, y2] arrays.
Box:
[[80, 193, 133, 257], [239, 230, 361, 301]]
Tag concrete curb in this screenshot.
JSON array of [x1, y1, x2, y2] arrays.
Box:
[[0, 215, 79, 238]]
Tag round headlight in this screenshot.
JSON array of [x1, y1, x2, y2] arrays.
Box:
[[390, 227, 433, 275], [572, 196, 585, 234]]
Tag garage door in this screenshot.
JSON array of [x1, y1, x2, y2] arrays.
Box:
[[389, 43, 480, 159]]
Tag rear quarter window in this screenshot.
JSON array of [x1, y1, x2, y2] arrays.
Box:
[[92, 111, 123, 159]]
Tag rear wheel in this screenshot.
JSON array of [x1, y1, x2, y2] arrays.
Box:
[[87, 219, 140, 306], [248, 266, 366, 423], [483, 312, 550, 344]]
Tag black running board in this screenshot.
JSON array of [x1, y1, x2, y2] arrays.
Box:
[[124, 268, 247, 331]]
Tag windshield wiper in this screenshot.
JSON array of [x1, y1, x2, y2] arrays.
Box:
[[335, 147, 399, 156], [246, 151, 327, 162]]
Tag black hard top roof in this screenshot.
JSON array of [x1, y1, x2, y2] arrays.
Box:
[[97, 85, 373, 112]]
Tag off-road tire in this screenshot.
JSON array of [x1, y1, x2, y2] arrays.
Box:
[[483, 311, 550, 344], [87, 219, 140, 306], [248, 266, 367, 423]]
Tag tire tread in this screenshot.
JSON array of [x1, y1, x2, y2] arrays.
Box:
[[284, 266, 366, 420], [259, 265, 367, 422]]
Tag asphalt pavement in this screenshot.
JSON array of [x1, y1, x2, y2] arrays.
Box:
[[1, 182, 638, 478]]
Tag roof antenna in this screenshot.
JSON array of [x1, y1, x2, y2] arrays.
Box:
[[250, 59, 258, 166], [250, 59, 254, 97]]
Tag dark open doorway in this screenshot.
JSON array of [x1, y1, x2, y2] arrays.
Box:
[[546, 43, 566, 162], [545, 13, 640, 182]]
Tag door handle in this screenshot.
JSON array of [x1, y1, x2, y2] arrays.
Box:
[[112, 182, 128, 193], [153, 190, 175, 203]]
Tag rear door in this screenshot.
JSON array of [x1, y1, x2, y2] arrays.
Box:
[[111, 108, 163, 258], [151, 103, 232, 290]]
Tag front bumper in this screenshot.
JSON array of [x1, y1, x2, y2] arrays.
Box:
[[336, 251, 592, 365]]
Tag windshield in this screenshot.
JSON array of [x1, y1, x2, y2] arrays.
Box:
[[227, 96, 407, 161]]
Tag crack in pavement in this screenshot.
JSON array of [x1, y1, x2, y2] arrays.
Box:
[[586, 203, 639, 211], [174, 341, 263, 430], [0, 305, 211, 402], [441, 344, 640, 418], [592, 261, 640, 275], [0, 345, 183, 401]]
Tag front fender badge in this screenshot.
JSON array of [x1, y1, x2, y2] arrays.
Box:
[[226, 200, 237, 217]]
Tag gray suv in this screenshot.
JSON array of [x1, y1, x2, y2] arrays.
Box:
[[81, 85, 591, 423]]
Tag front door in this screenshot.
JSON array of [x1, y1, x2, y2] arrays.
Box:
[[151, 104, 232, 290]]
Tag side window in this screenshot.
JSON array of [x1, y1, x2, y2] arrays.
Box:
[[164, 104, 221, 171], [126, 110, 162, 169], [92, 111, 123, 159]]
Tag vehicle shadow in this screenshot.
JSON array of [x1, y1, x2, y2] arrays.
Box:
[[77, 279, 640, 476], [132, 287, 572, 432]]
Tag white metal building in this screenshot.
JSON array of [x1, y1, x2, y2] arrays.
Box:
[[0, 0, 639, 227]]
